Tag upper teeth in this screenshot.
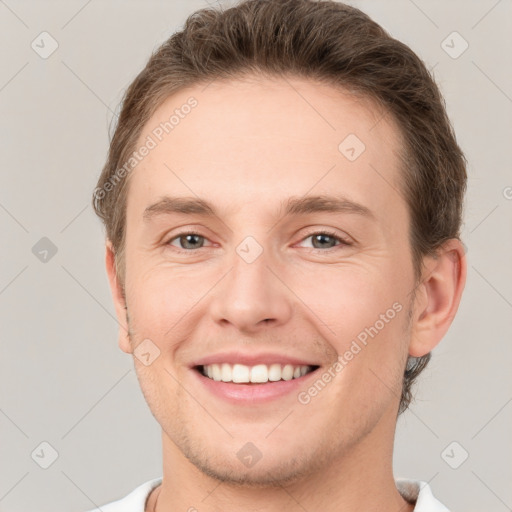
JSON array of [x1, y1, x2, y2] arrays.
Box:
[[202, 363, 312, 383]]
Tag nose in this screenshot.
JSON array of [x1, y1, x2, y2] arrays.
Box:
[[208, 244, 293, 334]]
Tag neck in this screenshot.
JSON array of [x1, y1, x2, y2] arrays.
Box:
[[151, 409, 413, 512]]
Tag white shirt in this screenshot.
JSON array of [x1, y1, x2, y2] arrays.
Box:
[[84, 477, 450, 511]]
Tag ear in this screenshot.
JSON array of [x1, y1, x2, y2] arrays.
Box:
[[408, 239, 467, 357], [105, 240, 132, 354]]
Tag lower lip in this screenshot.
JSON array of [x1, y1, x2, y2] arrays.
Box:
[[191, 367, 320, 404]]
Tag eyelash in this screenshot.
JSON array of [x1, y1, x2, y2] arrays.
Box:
[[164, 229, 351, 253]]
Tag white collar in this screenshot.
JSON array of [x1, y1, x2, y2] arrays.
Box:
[[87, 477, 450, 512]]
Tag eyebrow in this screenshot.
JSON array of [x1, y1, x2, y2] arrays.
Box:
[[143, 194, 375, 222]]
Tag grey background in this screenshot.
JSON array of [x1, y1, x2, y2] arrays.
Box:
[[0, 0, 511, 511]]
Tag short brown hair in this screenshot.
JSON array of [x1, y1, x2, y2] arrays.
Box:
[[92, 0, 467, 415]]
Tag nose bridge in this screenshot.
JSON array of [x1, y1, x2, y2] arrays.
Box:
[[209, 235, 293, 330]]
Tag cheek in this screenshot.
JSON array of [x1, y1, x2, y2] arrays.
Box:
[[293, 263, 410, 392], [126, 265, 212, 342], [292, 263, 403, 342]]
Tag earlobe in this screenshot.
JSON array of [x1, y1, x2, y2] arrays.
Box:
[[105, 240, 132, 354], [408, 239, 467, 357]]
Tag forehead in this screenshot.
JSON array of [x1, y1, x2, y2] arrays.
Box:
[[126, 76, 406, 226]]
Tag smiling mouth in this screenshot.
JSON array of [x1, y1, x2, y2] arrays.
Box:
[[195, 363, 320, 384]]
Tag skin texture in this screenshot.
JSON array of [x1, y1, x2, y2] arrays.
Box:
[[105, 76, 466, 512]]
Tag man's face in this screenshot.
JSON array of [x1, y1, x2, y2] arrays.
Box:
[[116, 76, 418, 485]]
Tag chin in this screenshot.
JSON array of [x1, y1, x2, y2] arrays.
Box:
[[189, 453, 317, 488], [174, 431, 336, 488]]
